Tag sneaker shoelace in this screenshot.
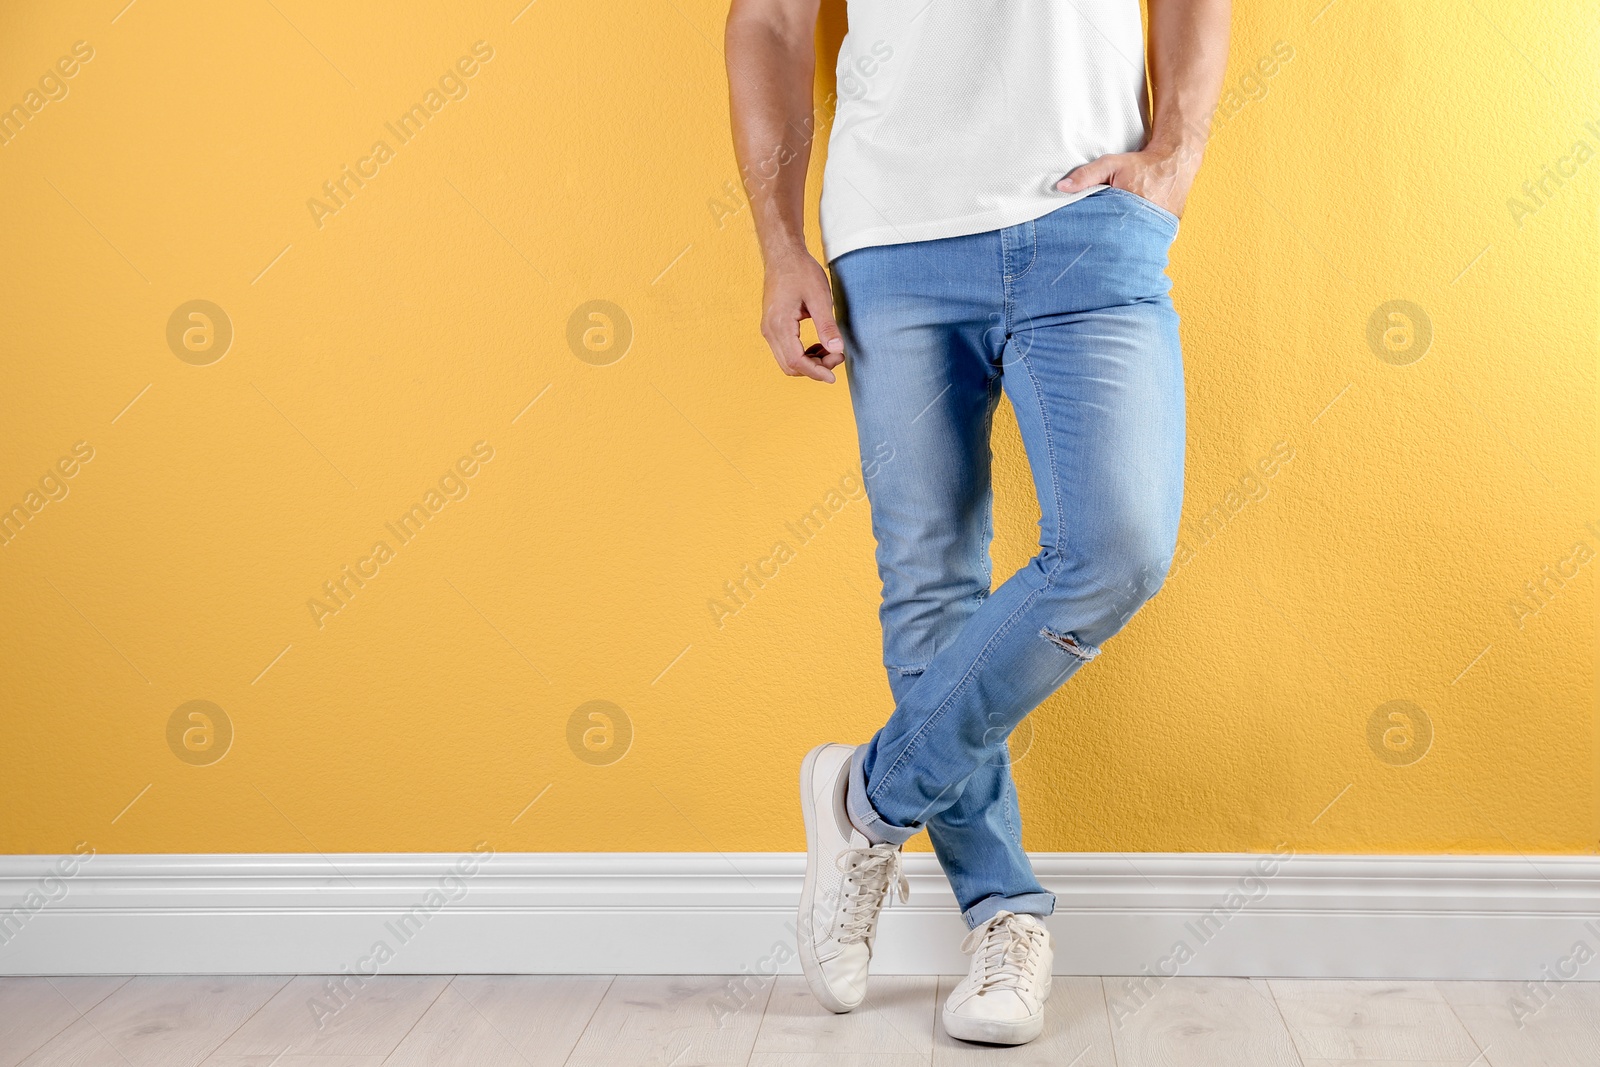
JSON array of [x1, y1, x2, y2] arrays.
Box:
[[833, 844, 909, 945], [960, 912, 1046, 993]]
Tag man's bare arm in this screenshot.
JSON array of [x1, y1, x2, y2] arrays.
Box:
[[726, 0, 844, 383], [1058, 0, 1231, 218]]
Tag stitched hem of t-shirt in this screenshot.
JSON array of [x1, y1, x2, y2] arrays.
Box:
[[822, 188, 1104, 263]]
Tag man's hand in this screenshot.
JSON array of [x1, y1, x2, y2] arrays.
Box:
[[1056, 143, 1203, 218], [726, 0, 839, 382], [760, 247, 845, 383]]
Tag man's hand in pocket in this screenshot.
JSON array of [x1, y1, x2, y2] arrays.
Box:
[[1057, 143, 1202, 218]]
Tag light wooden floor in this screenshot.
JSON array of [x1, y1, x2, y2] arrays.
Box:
[[2, 974, 1597, 1066]]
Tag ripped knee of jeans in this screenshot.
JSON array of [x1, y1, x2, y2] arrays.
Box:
[[890, 664, 926, 678], [1039, 627, 1099, 662]]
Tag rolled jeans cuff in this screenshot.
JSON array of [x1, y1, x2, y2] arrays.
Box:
[[847, 742, 920, 847], [963, 891, 1057, 929]]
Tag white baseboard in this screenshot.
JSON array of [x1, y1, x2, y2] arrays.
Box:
[[2, 851, 1598, 978]]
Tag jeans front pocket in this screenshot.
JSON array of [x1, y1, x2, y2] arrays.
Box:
[[1097, 185, 1181, 236]]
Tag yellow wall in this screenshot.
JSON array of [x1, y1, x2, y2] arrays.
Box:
[[1, 0, 1594, 858]]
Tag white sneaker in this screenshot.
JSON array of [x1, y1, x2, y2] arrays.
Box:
[[942, 911, 1053, 1045], [797, 743, 908, 1013]]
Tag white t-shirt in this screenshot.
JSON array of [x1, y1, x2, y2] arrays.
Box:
[[819, 0, 1151, 262]]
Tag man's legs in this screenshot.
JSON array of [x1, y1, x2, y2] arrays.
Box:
[[831, 188, 1185, 918], [843, 190, 1186, 868], [831, 225, 1054, 927]]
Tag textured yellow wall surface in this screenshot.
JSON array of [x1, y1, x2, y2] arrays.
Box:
[[1, 1, 1594, 857]]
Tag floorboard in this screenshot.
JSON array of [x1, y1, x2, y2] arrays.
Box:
[[1267, 979, 1484, 1063], [1106, 976, 1305, 1067]]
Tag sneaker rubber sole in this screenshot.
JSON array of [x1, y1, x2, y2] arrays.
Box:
[[796, 743, 859, 1013], [941, 975, 1052, 1045]]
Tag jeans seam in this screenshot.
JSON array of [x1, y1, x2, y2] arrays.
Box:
[[1002, 760, 1017, 843], [1014, 320, 1066, 564], [1000, 229, 1015, 330], [1011, 219, 1038, 283], [979, 373, 999, 585]]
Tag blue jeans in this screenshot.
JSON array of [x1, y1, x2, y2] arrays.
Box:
[[830, 187, 1187, 928]]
